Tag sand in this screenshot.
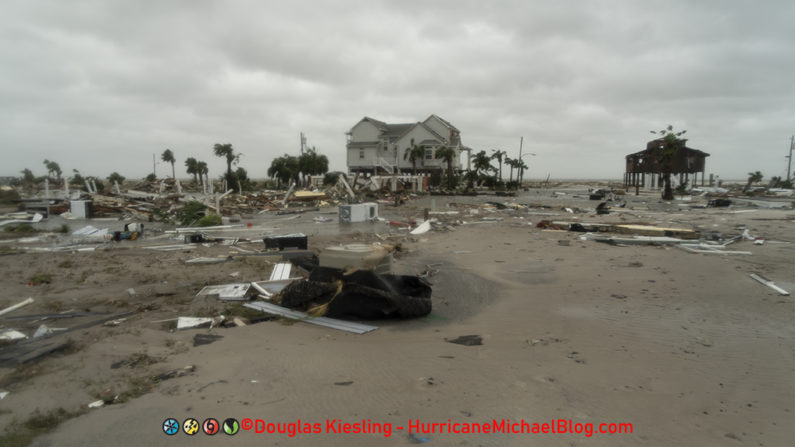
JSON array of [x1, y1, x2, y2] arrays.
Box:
[[0, 187, 793, 446]]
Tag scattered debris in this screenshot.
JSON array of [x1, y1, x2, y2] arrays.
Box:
[[251, 279, 295, 300], [749, 273, 790, 296], [445, 335, 483, 346], [185, 256, 230, 265], [319, 244, 393, 273], [279, 267, 432, 319], [193, 334, 224, 347], [176, 317, 214, 330], [153, 365, 196, 382], [408, 433, 431, 444], [264, 233, 308, 250], [410, 220, 431, 235], [243, 301, 378, 334], [269, 263, 293, 281], [0, 329, 27, 341], [196, 284, 252, 301], [32, 324, 65, 339], [677, 244, 752, 255], [0, 297, 35, 317]]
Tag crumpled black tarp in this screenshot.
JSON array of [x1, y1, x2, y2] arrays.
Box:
[[279, 267, 432, 319]]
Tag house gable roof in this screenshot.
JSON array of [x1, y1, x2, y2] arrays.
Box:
[[394, 122, 449, 147], [349, 116, 388, 134], [626, 139, 710, 159], [424, 114, 458, 132]]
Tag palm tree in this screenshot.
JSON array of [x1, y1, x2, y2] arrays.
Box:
[[43, 159, 62, 184], [744, 171, 763, 192], [161, 149, 176, 179], [184, 157, 199, 183], [491, 149, 507, 182], [196, 161, 208, 186], [403, 139, 425, 175], [213, 143, 240, 190], [463, 169, 479, 190], [515, 159, 528, 187], [472, 150, 493, 177], [504, 157, 518, 183], [434, 146, 457, 188], [650, 125, 687, 200], [20, 168, 35, 185]]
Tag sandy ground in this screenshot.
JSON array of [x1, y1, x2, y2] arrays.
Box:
[[1, 187, 794, 446]]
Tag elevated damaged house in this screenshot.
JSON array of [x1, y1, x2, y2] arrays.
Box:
[[624, 138, 709, 188], [346, 115, 468, 175]]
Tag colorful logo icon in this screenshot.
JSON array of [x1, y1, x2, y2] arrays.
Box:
[[203, 418, 220, 435], [223, 418, 240, 435], [163, 418, 179, 435], [183, 418, 200, 435]]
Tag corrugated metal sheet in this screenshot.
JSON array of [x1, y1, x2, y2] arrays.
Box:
[[243, 301, 378, 334]]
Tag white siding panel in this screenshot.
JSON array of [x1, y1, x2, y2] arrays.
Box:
[[350, 120, 380, 142]]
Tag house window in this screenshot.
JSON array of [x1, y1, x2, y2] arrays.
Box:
[[383, 141, 389, 151], [359, 150, 364, 159], [425, 149, 433, 160]]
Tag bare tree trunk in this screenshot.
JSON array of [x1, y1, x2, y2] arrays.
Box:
[[662, 172, 674, 200]]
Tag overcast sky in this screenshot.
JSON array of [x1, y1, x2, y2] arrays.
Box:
[[2, 0, 794, 182]]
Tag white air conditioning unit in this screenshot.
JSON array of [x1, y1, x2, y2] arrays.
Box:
[[338, 202, 378, 223]]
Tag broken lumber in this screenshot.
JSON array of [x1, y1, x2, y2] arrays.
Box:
[[750, 273, 790, 296], [0, 297, 34, 317]]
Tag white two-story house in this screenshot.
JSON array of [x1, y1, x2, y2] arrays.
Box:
[[345, 114, 467, 175]]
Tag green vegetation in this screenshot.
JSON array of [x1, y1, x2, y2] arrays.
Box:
[[323, 172, 340, 186], [0, 407, 86, 447], [214, 143, 240, 192], [175, 201, 208, 226], [744, 171, 763, 192], [268, 148, 330, 187], [0, 188, 20, 204], [116, 376, 155, 403], [435, 146, 457, 189], [69, 169, 85, 187], [4, 224, 37, 234], [403, 139, 425, 175], [650, 125, 687, 200], [184, 157, 199, 183], [268, 154, 299, 187], [28, 272, 52, 285], [43, 159, 62, 184], [161, 149, 176, 179], [106, 172, 125, 185], [197, 214, 222, 227], [675, 181, 689, 198]]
